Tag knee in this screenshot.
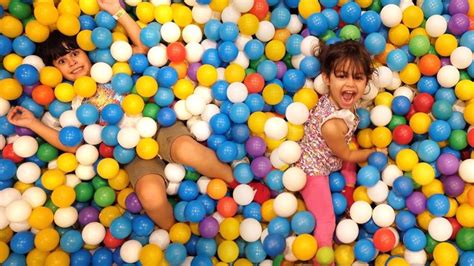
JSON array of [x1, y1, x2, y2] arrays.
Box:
[[135, 177, 167, 209], [171, 135, 198, 162]]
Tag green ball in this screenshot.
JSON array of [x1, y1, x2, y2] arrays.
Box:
[[388, 115, 407, 130], [185, 170, 200, 181], [448, 129, 468, 150], [245, 68, 256, 75], [282, 52, 293, 69], [427, 45, 438, 55], [408, 35, 430, 57], [321, 30, 336, 42], [250, 55, 267, 70], [37, 143, 58, 162], [272, 254, 284, 266], [94, 186, 116, 207], [143, 103, 160, 119], [8, 1, 32, 20], [456, 228, 474, 251], [74, 182, 94, 202], [92, 176, 108, 190], [369, 0, 382, 12], [460, 70, 471, 81], [339, 25, 361, 41], [425, 234, 439, 254], [168, 197, 178, 208], [316, 247, 335, 265], [44, 199, 58, 213]]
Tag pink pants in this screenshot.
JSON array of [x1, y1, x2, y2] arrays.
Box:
[[300, 162, 357, 248]]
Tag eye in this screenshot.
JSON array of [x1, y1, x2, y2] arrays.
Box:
[[56, 59, 65, 65], [72, 50, 81, 56]]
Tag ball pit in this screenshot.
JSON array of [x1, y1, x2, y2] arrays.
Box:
[[0, 0, 474, 264]]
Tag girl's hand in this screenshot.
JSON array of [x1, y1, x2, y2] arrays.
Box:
[[6, 106, 38, 128], [372, 147, 388, 155], [97, 0, 122, 15]]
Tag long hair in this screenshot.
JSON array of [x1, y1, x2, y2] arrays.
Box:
[[36, 30, 80, 66]]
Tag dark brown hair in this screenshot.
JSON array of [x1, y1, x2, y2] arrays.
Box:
[[36, 30, 80, 66]]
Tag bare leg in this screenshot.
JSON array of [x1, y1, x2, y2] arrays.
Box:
[[170, 136, 234, 183], [135, 174, 175, 230]]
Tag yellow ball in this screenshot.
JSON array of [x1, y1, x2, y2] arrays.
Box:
[[112, 32, 128, 43], [97, 158, 120, 179], [34, 3, 58, 25], [58, 0, 81, 16], [26, 248, 49, 266], [136, 2, 155, 23], [45, 250, 70, 266], [54, 83, 76, 103], [410, 27, 428, 39], [334, 245, 355, 265], [108, 169, 130, 191], [409, 112, 431, 134], [293, 87, 318, 109], [3, 53, 23, 73], [0, 227, 13, 243], [456, 203, 474, 227], [357, 128, 373, 148], [464, 103, 474, 125], [261, 199, 277, 222], [99, 206, 122, 227], [40, 66, 63, 87], [136, 76, 158, 98], [136, 138, 159, 160], [262, 83, 284, 105], [197, 64, 218, 87], [412, 162, 435, 186], [355, 0, 373, 8], [57, 14, 80, 36], [13, 181, 33, 194], [375, 254, 390, 266], [354, 186, 372, 203], [374, 92, 394, 107], [140, 244, 164, 265], [234, 258, 252, 266], [51, 185, 76, 208], [172, 4, 192, 27], [298, 0, 321, 19], [224, 63, 245, 83], [396, 149, 419, 171], [402, 6, 424, 28], [112, 62, 132, 75], [169, 223, 191, 244], [74, 76, 97, 98], [292, 234, 318, 261], [1, 15, 23, 38], [219, 217, 240, 240], [265, 40, 286, 61], [0, 78, 23, 100], [238, 14, 260, 36], [0, 241, 8, 263], [35, 228, 60, 252], [25, 20, 50, 43], [117, 188, 134, 209], [28, 207, 54, 230], [41, 169, 66, 190], [218, 240, 239, 263], [387, 257, 409, 266], [416, 210, 433, 231], [421, 179, 444, 197], [122, 94, 145, 115], [388, 24, 410, 46], [446, 198, 458, 217], [173, 79, 194, 100], [435, 34, 458, 56], [154, 5, 173, 24], [455, 80, 474, 101], [371, 126, 392, 148], [210, 0, 229, 12], [265, 136, 285, 152], [287, 122, 304, 141], [399, 63, 420, 85], [79, 0, 100, 15], [433, 242, 458, 265], [248, 111, 268, 134]]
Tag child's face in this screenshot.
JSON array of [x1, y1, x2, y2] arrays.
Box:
[[323, 60, 368, 110], [53, 49, 92, 81]]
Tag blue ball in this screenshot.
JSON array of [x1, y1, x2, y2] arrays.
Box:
[[285, 34, 303, 55], [111, 73, 133, 95], [322, 8, 339, 30], [428, 120, 452, 142], [207, 134, 226, 151], [268, 217, 291, 237], [233, 163, 254, 184], [12, 36, 36, 57], [263, 233, 286, 258], [196, 238, 217, 257], [387, 190, 406, 210], [59, 126, 83, 147], [359, 11, 381, 33], [299, 56, 320, 78], [92, 247, 113, 265], [110, 216, 132, 239], [245, 93, 265, 112], [244, 39, 265, 60], [243, 202, 262, 221], [157, 66, 178, 87], [291, 211, 315, 234], [129, 53, 149, 74], [448, 111, 466, 130], [386, 49, 408, 71], [0, 159, 17, 181], [257, 60, 277, 81], [391, 96, 411, 115], [431, 99, 453, 120], [282, 69, 305, 93], [219, 22, 239, 42], [460, 30, 474, 51], [91, 27, 112, 49], [356, 108, 370, 129], [143, 66, 160, 80], [329, 172, 346, 192], [79, 15, 96, 30], [460, 251, 474, 266], [211, 80, 228, 101], [381, 0, 400, 5], [95, 11, 116, 30], [395, 210, 416, 231], [101, 103, 124, 125], [417, 139, 440, 162], [332, 192, 348, 215], [76, 103, 99, 125], [71, 249, 92, 266], [354, 239, 376, 262], [271, 7, 291, 28], [20, 97, 44, 118], [3, 253, 26, 266], [113, 146, 135, 164], [216, 141, 238, 163], [307, 13, 329, 36], [368, 152, 388, 171], [393, 176, 414, 197], [60, 230, 84, 253], [165, 243, 187, 266], [0, 34, 12, 56], [219, 100, 233, 115], [422, 0, 443, 17], [231, 124, 250, 144], [217, 41, 238, 63], [10, 231, 34, 254], [93, 48, 115, 65], [185, 200, 206, 223], [274, 95, 293, 115], [265, 170, 284, 191], [403, 228, 426, 251], [340, 2, 361, 24], [153, 87, 174, 107], [132, 215, 154, 236], [210, 113, 231, 135], [427, 194, 449, 217], [229, 103, 250, 124], [364, 32, 386, 55], [157, 107, 177, 127], [320, 0, 338, 7], [140, 24, 161, 47], [0, 116, 15, 136], [174, 201, 188, 222], [196, 195, 216, 215], [245, 241, 267, 263], [191, 255, 213, 266], [204, 19, 221, 41], [14, 64, 39, 86], [357, 165, 380, 187], [417, 76, 439, 95], [202, 48, 221, 67], [101, 125, 119, 146], [178, 180, 200, 201]]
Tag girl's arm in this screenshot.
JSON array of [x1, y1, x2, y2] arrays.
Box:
[[97, 0, 149, 54], [321, 118, 373, 163]]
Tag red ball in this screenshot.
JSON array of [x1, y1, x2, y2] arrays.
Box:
[[32, 84, 55, 106], [249, 182, 270, 205], [216, 197, 238, 218], [99, 143, 114, 158], [467, 128, 474, 147], [448, 217, 462, 240], [373, 228, 396, 252], [2, 143, 24, 163], [249, 0, 269, 20], [392, 124, 413, 145], [104, 229, 125, 249], [167, 42, 186, 63], [413, 93, 434, 113], [405, 105, 416, 120], [244, 73, 265, 93]]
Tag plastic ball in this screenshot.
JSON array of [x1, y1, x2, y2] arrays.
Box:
[[82, 222, 106, 245], [240, 218, 262, 242], [336, 219, 359, 244], [433, 242, 459, 265], [373, 228, 396, 252], [428, 217, 452, 241]]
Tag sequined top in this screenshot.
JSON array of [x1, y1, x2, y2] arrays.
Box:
[[72, 83, 123, 112], [296, 95, 359, 176]]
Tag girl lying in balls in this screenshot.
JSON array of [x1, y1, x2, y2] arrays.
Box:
[[7, 0, 235, 230]]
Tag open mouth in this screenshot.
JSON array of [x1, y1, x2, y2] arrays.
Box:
[[341, 91, 356, 104], [71, 66, 84, 74]]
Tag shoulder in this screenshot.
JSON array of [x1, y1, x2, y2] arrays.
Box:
[[321, 118, 349, 137]]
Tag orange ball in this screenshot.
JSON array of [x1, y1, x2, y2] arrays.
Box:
[[169, 61, 188, 79], [375, 43, 395, 65], [32, 85, 55, 105], [217, 197, 238, 217], [418, 54, 441, 76], [207, 179, 228, 200], [467, 187, 474, 207]]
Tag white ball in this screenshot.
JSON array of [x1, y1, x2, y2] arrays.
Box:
[[194, 86, 213, 104], [232, 51, 250, 69], [22, 187, 46, 208], [232, 0, 254, 12], [372, 66, 393, 88], [82, 222, 106, 245], [200, 104, 220, 122], [284, 236, 298, 262], [174, 100, 193, 120], [149, 229, 170, 250], [65, 174, 81, 187], [164, 163, 186, 183], [136, 117, 157, 138], [256, 21, 275, 42], [54, 207, 78, 228], [450, 46, 472, 69], [404, 249, 427, 265], [273, 192, 297, 217], [367, 181, 389, 203], [201, 39, 217, 50], [0, 207, 8, 230], [282, 167, 307, 192], [75, 144, 99, 165], [260, 227, 269, 243], [387, 71, 401, 91], [270, 149, 287, 169], [121, 240, 142, 263], [161, 22, 181, 43], [285, 102, 309, 125], [264, 117, 288, 140], [117, 127, 140, 149], [350, 201, 373, 224], [291, 54, 305, 69], [182, 24, 203, 43], [9, 221, 31, 232], [150, 0, 170, 4], [5, 199, 31, 222], [394, 86, 415, 101], [221, 6, 240, 23], [75, 164, 96, 181], [301, 36, 320, 56], [361, 81, 379, 101], [83, 124, 103, 145], [437, 65, 460, 88], [370, 105, 392, 126], [22, 55, 45, 71], [197, 176, 211, 194], [428, 217, 452, 242], [147, 44, 168, 67], [12, 136, 38, 158], [0, 135, 5, 150], [190, 120, 211, 141], [278, 141, 302, 164], [313, 74, 328, 95], [459, 159, 474, 182], [0, 97, 10, 116], [110, 41, 133, 62], [240, 218, 262, 242], [90, 62, 113, 83], [227, 82, 248, 103], [287, 14, 303, 34], [166, 182, 180, 196], [372, 204, 395, 227], [16, 162, 41, 184], [235, 34, 252, 51], [186, 94, 206, 115], [425, 15, 447, 37], [59, 110, 81, 127], [186, 42, 204, 63], [380, 4, 402, 27], [186, 116, 201, 129], [192, 4, 212, 24], [0, 188, 21, 207], [336, 219, 359, 244], [233, 184, 255, 206]]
